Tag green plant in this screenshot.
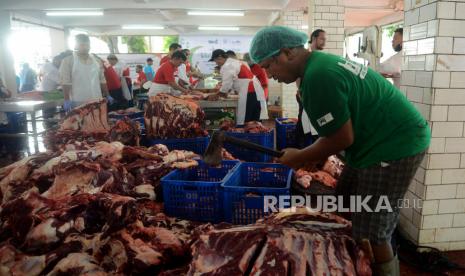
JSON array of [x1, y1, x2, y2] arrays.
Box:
[[122, 36, 148, 53], [162, 36, 179, 53], [384, 24, 403, 38]]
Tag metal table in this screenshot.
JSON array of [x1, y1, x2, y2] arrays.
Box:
[[198, 99, 238, 109], [0, 100, 64, 153]]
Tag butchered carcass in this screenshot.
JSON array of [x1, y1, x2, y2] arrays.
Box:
[[145, 93, 208, 139], [60, 99, 110, 132], [187, 208, 372, 276]]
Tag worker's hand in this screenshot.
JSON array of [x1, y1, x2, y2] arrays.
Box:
[[278, 148, 304, 170], [63, 100, 73, 113], [106, 95, 115, 105]]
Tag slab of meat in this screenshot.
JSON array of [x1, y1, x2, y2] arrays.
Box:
[[60, 99, 110, 132], [145, 93, 208, 139], [221, 119, 271, 133], [221, 148, 237, 160], [322, 155, 345, 178], [108, 117, 141, 146], [188, 209, 372, 276], [294, 155, 344, 189], [108, 107, 142, 116]]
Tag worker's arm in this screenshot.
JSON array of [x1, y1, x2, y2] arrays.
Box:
[[168, 81, 189, 94], [98, 62, 109, 97], [62, 85, 72, 100], [59, 56, 73, 101], [278, 119, 354, 169]]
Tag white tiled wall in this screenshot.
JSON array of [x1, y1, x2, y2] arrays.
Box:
[[400, 0, 465, 251]]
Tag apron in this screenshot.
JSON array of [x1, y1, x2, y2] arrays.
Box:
[[71, 54, 102, 103], [148, 82, 181, 97], [234, 76, 268, 125]]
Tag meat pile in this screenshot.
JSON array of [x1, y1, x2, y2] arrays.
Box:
[[46, 100, 143, 150], [295, 155, 345, 189], [60, 99, 110, 132], [108, 118, 141, 146], [0, 142, 201, 275], [108, 107, 142, 116], [221, 120, 271, 134], [145, 93, 208, 139], [184, 208, 372, 275]]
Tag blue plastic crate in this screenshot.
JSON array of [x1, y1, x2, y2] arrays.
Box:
[[132, 117, 145, 128], [142, 136, 209, 155], [223, 130, 274, 162], [161, 160, 240, 223], [275, 118, 297, 150], [0, 112, 27, 134], [222, 162, 292, 225]]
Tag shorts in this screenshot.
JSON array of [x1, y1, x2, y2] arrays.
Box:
[[335, 151, 426, 244]]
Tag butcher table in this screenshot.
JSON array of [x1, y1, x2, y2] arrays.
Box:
[[0, 99, 64, 153]]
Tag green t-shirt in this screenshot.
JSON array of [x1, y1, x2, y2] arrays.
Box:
[[300, 51, 431, 168]]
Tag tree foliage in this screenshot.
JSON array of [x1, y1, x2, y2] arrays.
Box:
[[384, 24, 403, 38], [162, 36, 179, 53], [122, 36, 148, 53]]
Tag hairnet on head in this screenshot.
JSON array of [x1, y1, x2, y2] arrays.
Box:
[[249, 26, 308, 64]]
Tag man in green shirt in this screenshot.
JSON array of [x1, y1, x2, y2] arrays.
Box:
[[250, 26, 430, 276]]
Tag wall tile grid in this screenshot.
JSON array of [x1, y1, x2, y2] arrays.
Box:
[[313, 1, 345, 56], [401, 0, 465, 250]]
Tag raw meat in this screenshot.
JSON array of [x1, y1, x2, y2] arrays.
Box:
[[109, 107, 142, 116], [60, 99, 110, 132], [108, 117, 141, 146], [294, 155, 344, 189], [187, 208, 372, 276], [220, 119, 271, 133], [221, 148, 237, 160], [323, 155, 345, 178], [145, 93, 208, 139]]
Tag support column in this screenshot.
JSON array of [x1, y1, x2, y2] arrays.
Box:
[[312, 0, 345, 55], [279, 8, 307, 118], [0, 11, 17, 94], [399, 0, 465, 251]]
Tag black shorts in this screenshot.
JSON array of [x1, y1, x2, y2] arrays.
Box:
[[244, 92, 261, 123]]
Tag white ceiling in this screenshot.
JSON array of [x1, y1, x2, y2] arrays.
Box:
[[1, 0, 404, 35]]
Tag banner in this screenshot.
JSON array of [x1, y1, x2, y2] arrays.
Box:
[[179, 36, 253, 74]]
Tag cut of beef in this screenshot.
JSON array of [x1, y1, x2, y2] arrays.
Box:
[[187, 209, 372, 276], [220, 120, 271, 133], [145, 93, 208, 139], [295, 155, 344, 189], [60, 99, 110, 132], [108, 117, 141, 146]]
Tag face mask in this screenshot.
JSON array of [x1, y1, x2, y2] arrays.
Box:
[[394, 44, 402, 52]]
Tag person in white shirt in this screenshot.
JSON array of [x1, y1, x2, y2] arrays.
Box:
[[39, 55, 62, 92], [378, 28, 403, 88], [59, 34, 108, 111], [310, 29, 327, 51]]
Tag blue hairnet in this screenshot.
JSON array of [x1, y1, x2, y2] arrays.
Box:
[[249, 26, 308, 64]]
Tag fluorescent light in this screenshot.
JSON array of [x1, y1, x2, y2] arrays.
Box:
[[198, 26, 240, 31], [302, 25, 309, 30], [46, 10, 103, 16], [188, 11, 244, 16], [122, 25, 164, 30]]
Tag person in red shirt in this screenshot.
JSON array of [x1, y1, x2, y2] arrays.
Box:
[[148, 51, 190, 96], [133, 65, 147, 95], [243, 53, 269, 99], [96, 56, 128, 110], [159, 43, 182, 66], [209, 49, 268, 125]]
